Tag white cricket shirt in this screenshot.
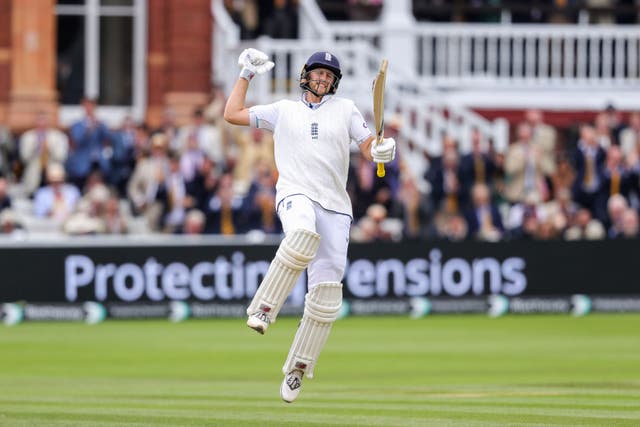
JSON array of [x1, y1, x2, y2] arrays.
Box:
[[249, 94, 371, 217]]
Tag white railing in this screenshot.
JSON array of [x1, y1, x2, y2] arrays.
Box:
[[328, 22, 640, 90], [415, 24, 640, 89], [210, 0, 509, 167]]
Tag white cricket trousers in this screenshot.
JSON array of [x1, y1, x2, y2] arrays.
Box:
[[277, 194, 351, 287]]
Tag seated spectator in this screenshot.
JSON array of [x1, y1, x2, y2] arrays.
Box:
[[102, 193, 128, 234], [351, 203, 402, 242], [564, 208, 605, 240], [606, 194, 628, 238], [392, 172, 432, 240], [0, 176, 11, 211], [464, 182, 504, 241], [0, 208, 24, 235], [33, 164, 81, 223], [19, 111, 69, 195], [432, 212, 468, 242], [506, 193, 541, 240], [619, 208, 639, 239], [182, 208, 206, 235]]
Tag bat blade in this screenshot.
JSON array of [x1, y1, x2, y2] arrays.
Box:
[[372, 59, 388, 178]]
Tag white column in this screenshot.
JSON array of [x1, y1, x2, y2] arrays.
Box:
[[381, 0, 417, 78]]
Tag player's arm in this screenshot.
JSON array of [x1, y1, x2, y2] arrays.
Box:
[[351, 105, 396, 164], [223, 48, 274, 127], [223, 78, 251, 126], [359, 135, 375, 162]]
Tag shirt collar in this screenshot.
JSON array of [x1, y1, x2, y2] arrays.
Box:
[[301, 92, 332, 110]]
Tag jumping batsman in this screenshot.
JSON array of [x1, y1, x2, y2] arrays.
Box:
[[223, 48, 396, 403]]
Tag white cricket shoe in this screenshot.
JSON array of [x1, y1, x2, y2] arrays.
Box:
[[280, 369, 304, 403], [246, 311, 271, 334]]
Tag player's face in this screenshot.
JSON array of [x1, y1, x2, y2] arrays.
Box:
[[308, 68, 335, 95]]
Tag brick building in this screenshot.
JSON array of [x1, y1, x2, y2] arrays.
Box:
[[0, 0, 214, 132]]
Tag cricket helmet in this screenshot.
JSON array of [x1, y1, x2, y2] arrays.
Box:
[[300, 51, 342, 94]]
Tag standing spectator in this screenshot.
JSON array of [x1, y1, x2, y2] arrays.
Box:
[[602, 103, 625, 145], [157, 151, 192, 233], [594, 112, 614, 149], [459, 128, 496, 202], [127, 133, 171, 231], [176, 107, 226, 170], [243, 160, 280, 234], [619, 111, 640, 159], [572, 124, 607, 221], [33, 163, 81, 223], [504, 122, 555, 204], [205, 173, 244, 235], [427, 137, 464, 213], [0, 123, 16, 179], [525, 108, 557, 167], [262, 0, 298, 39], [230, 127, 275, 196], [19, 112, 69, 196], [109, 115, 137, 196], [66, 97, 112, 189], [153, 107, 180, 149]]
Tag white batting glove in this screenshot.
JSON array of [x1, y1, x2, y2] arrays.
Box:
[[238, 48, 275, 81], [371, 137, 396, 163]]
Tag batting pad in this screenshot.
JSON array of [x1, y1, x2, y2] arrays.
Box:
[[246, 228, 320, 321], [282, 282, 343, 379]]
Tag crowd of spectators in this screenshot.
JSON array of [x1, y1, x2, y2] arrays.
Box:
[[0, 92, 639, 243], [348, 106, 640, 243]]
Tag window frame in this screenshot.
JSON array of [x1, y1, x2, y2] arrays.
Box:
[[55, 0, 147, 127]]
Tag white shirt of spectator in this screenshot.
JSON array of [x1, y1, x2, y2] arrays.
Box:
[[249, 94, 371, 217]]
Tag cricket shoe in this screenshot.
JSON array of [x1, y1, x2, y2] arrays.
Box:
[[280, 369, 304, 403], [246, 311, 271, 334]]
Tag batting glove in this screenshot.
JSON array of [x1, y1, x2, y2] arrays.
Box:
[[238, 48, 275, 81], [371, 137, 396, 163]]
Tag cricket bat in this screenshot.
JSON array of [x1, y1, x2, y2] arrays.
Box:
[[373, 59, 388, 178]]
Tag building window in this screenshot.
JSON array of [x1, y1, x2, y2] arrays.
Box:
[[55, 0, 146, 125]]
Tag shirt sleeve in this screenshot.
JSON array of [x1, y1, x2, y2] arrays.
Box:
[[249, 102, 280, 132], [349, 104, 373, 145]]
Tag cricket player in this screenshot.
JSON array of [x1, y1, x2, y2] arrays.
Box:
[[223, 48, 396, 403]]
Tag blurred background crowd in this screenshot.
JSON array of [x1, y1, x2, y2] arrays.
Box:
[[1, 0, 639, 241], [1, 90, 639, 242]]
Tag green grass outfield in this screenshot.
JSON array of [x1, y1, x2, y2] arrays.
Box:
[[1, 314, 639, 426]]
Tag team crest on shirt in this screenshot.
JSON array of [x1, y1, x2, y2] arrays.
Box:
[[311, 122, 319, 140]]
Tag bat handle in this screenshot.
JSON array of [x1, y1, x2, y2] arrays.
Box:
[[376, 162, 386, 178]]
